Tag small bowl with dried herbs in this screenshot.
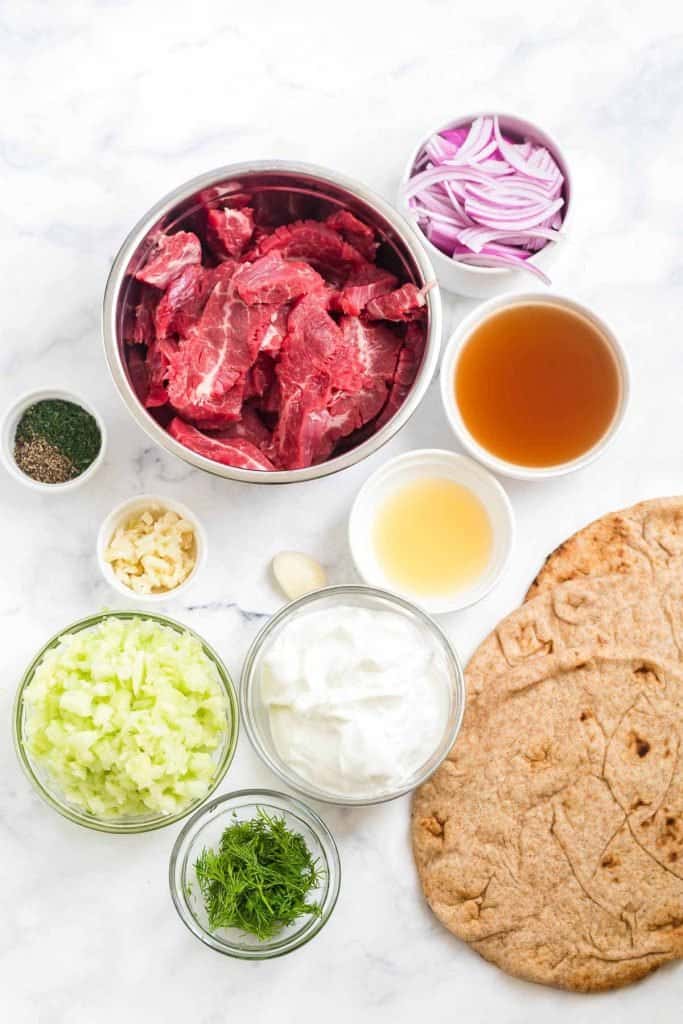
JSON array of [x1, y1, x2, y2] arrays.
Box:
[[1, 388, 106, 491], [169, 789, 341, 959]]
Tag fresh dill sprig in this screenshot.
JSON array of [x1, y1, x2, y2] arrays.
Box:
[[194, 808, 323, 940]]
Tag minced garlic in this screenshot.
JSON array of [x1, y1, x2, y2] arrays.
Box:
[[104, 505, 197, 594]]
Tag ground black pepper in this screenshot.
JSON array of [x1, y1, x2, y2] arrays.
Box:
[[14, 399, 101, 483], [14, 436, 77, 483]]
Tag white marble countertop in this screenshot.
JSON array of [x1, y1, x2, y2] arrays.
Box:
[[2, 2, 683, 1020]]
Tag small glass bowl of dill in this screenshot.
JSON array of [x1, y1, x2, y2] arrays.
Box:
[[169, 789, 341, 959]]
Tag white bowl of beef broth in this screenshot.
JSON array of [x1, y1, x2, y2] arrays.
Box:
[[441, 294, 630, 481]]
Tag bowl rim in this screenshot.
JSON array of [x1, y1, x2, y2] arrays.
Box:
[[398, 109, 572, 279], [96, 493, 207, 603], [439, 292, 631, 480], [102, 159, 442, 484], [239, 583, 466, 805], [1, 387, 107, 493], [168, 788, 342, 959], [13, 609, 239, 834], [348, 448, 515, 613]]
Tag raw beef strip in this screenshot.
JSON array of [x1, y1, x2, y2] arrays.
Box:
[[134, 231, 202, 289], [331, 265, 398, 316], [127, 346, 150, 403], [258, 304, 289, 356], [145, 337, 178, 408], [241, 304, 287, 402], [304, 317, 402, 461], [375, 323, 425, 429], [271, 390, 332, 469], [234, 252, 324, 305], [211, 405, 272, 449], [325, 210, 378, 261], [254, 220, 368, 279], [166, 263, 275, 426], [272, 292, 352, 469], [342, 316, 402, 387], [365, 283, 428, 321], [272, 298, 403, 468], [169, 417, 275, 470], [251, 191, 316, 228], [154, 264, 220, 339], [244, 352, 276, 401], [261, 372, 281, 416], [123, 287, 157, 344], [206, 206, 255, 258]]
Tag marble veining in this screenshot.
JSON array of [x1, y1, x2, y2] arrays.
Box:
[[1, 1, 682, 1021]]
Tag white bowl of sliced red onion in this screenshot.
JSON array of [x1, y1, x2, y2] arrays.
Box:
[[399, 113, 571, 299]]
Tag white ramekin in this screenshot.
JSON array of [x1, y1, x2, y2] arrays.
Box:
[[1, 388, 107, 493], [398, 111, 572, 299], [97, 494, 207, 602], [440, 293, 630, 481], [348, 449, 514, 614]]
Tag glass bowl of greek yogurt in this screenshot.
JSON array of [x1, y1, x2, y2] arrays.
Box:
[[240, 585, 465, 805]]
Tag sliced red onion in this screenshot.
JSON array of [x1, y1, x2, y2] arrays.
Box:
[[455, 251, 551, 285], [403, 115, 565, 282]]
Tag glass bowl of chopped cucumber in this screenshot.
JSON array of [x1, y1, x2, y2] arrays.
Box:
[[13, 611, 239, 833], [169, 789, 341, 958]]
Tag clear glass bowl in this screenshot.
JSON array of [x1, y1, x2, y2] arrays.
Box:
[[13, 611, 239, 834], [169, 789, 341, 959], [240, 585, 465, 806]]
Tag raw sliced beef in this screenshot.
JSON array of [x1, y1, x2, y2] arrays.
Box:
[[272, 293, 351, 469], [212, 405, 272, 449], [375, 323, 425, 429], [206, 206, 254, 258], [134, 231, 202, 289], [365, 283, 428, 321], [235, 252, 324, 305], [169, 417, 275, 470], [258, 304, 289, 357], [244, 352, 276, 401], [272, 300, 401, 468], [123, 287, 158, 345], [154, 264, 219, 339], [261, 371, 281, 416], [145, 337, 178, 408], [331, 265, 398, 316], [342, 315, 402, 386], [124, 198, 430, 473], [325, 210, 378, 261], [305, 317, 402, 459], [254, 220, 368, 279], [127, 346, 151, 404], [166, 264, 276, 426]]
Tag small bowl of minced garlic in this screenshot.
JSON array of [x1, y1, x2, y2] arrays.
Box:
[[97, 495, 206, 601]]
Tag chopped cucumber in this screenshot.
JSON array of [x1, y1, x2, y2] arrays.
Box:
[[23, 617, 228, 818]]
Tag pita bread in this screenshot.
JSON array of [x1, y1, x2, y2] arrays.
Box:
[[526, 497, 683, 601], [413, 646, 683, 990], [468, 569, 683, 710], [413, 569, 683, 990]]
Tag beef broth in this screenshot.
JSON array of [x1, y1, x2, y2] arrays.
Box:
[[455, 302, 620, 468]]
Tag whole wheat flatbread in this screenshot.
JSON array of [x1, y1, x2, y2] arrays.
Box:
[[413, 569, 683, 991], [468, 568, 683, 710], [526, 497, 683, 601]]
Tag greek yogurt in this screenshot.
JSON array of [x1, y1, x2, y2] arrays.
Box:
[[260, 604, 449, 798]]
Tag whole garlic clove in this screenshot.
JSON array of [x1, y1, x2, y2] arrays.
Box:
[[272, 551, 327, 601]]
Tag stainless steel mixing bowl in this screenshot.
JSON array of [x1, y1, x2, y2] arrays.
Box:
[[102, 161, 442, 484]]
